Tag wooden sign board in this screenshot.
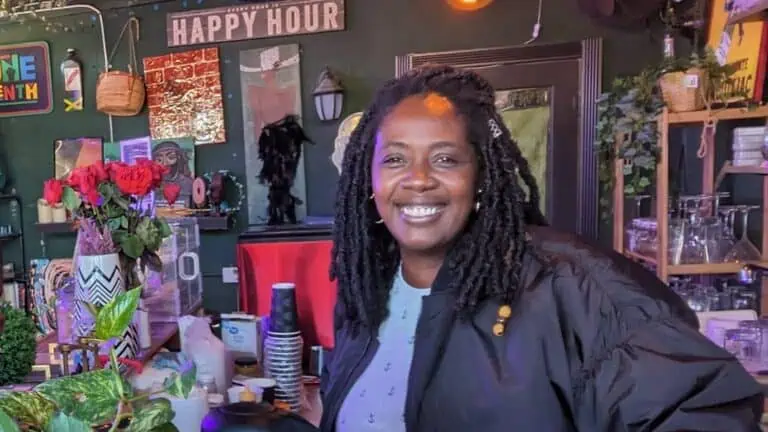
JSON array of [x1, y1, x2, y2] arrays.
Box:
[[166, 0, 345, 47], [706, 0, 768, 101]]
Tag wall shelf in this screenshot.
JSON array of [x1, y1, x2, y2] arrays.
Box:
[[612, 107, 768, 311], [668, 105, 768, 124], [36, 216, 229, 233], [35, 222, 75, 234]]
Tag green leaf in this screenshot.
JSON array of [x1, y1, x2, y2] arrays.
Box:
[[154, 218, 172, 238], [120, 233, 145, 259], [97, 182, 115, 200], [106, 217, 122, 231], [0, 391, 56, 428], [136, 217, 161, 251], [45, 412, 91, 432], [638, 176, 651, 188], [109, 349, 127, 398], [113, 196, 131, 211], [0, 408, 20, 432], [94, 288, 141, 340], [61, 186, 81, 211], [120, 215, 129, 229], [163, 363, 196, 399], [36, 369, 122, 426], [104, 203, 124, 218], [126, 398, 175, 432]]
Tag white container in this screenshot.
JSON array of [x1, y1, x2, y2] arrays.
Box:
[[155, 388, 208, 432], [144, 217, 203, 322], [733, 158, 764, 167]]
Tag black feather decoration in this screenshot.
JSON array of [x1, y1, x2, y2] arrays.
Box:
[[257, 115, 313, 225]]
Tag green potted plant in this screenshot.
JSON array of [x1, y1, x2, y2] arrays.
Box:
[[0, 304, 37, 386], [595, 49, 747, 219], [595, 66, 665, 219], [0, 289, 195, 431]]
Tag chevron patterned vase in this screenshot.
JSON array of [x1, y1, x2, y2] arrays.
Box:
[[73, 253, 139, 361]]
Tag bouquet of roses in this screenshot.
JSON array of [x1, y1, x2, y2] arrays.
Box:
[[42, 159, 175, 290]]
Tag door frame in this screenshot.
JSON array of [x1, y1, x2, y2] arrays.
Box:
[[394, 39, 603, 240]]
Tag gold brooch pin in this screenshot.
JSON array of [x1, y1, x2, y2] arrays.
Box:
[[493, 304, 512, 336]]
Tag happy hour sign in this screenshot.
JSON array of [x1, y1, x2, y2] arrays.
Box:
[[0, 41, 52, 117], [166, 0, 345, 47]]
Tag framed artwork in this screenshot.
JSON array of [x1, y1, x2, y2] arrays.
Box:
[[239, 44, 307, 224], [143, 48, 226, 144], [0, 41, 53, 117], [54, 137, 103, 180], [705, 0, 768, 101], [151, 137, 195, 207], [495, 88, 551, 216]]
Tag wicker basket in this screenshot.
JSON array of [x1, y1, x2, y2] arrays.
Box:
[[96, 70, 145, 116], [97, 17, 144, 117], [659, 67, 708, 112]]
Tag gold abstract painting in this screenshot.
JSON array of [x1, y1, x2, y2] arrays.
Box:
[[495, 88, 550, 215]]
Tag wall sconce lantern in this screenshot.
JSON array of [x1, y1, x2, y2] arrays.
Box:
[[313, 67, 344, 122], [445, 0, 493, 11]]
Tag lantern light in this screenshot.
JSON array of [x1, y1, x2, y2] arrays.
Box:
[[312, 67, 344, 122]]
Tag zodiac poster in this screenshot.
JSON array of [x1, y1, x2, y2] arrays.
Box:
[[143, 48, 226, 144], [151, 137, 195, 207], [240, 44, 307, 224], [495, 88, 550, 215], [54, 137, 103, 180]]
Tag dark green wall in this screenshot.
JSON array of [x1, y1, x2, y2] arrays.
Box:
[[0, 0, 663, 312]]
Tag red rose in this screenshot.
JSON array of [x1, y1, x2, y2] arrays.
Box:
[[43, 179, 64, 204], [136, 158, 169, 189], [113, 164, 155, 196], [162, 183, 181, 207], [66, 168, 100, 204], [88, 161, 110, 183], [66, 167, 88, 191]]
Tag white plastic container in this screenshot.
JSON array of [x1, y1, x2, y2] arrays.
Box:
[[144, 217, 203, 322]]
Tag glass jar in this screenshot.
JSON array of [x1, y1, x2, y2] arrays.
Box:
[[234, 357, 261, 378], [197, 372, 218, 395]]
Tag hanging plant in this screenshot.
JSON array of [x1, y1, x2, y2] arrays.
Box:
[[595, 66, 665, 219]]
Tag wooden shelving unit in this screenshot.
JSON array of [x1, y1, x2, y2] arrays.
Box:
[[612, 106, 768, 311]]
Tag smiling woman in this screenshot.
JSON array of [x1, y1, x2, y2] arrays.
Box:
[[371, 93, 478, 270], [321, 64, 763, 432]]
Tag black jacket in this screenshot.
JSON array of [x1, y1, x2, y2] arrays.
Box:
[[320, 227, 764, 431]]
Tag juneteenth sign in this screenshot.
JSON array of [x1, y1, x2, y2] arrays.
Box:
[[0, 42, 52, 117], [167, 0, 345, 47]]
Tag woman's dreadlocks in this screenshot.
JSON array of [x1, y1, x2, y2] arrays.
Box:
[[330, 64, 546, 329]]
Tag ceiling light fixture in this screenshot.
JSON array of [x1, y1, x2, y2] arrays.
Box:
[[445, 0, 493, 11]]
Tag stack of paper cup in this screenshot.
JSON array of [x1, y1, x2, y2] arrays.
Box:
[[732, 126, 766, 167], [264, 282, 303, 412]]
